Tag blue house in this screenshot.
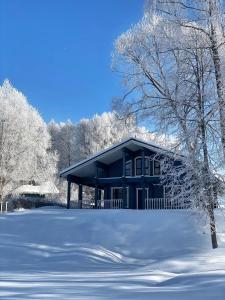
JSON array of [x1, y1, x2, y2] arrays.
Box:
[[60, 137, 185, 209]]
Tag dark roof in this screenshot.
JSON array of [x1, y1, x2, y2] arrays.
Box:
[[60, 137, 183, 178]]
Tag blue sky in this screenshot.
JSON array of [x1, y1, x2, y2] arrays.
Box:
[[0, 0, 143, 123]]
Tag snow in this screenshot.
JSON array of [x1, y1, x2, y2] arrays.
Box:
[[14, 181, 59, 196], [0, 209, 225, 299]]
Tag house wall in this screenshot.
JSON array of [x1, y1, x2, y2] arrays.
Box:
[[105, 151, 165, 208], [108, 159, 123, 177]]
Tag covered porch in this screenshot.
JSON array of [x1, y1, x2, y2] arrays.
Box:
[[66, 176, 189, 210]]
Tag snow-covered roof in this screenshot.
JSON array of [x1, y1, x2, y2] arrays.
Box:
[[14, 181, 59, 195], [60, 137, 183, 178]]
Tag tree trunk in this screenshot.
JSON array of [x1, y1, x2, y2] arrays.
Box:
[[208, 3, 225, 160], [196, 50, 218, 249], [208, 204, 218, 248]]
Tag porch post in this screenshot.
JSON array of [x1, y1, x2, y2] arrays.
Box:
[[122, 179, 126, 209], [104, 187, 108, 209], [94, 161, 99, 209], [122, 149, 126, 208], [78, 184, 83, 209], [141, 149, 145, 209], [141, 149, 145, 176], [95, 185, 98, 209], [141, 179, 145, 210], [122, 148, 126, 177], [67, 180, 71, 209]]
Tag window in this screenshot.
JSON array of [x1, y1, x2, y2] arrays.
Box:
[[111, 187, 129, 208], [125, 160, 132, 176], [135, 157, 150, 175], [154, 160, 161, 176], [135, 158, 142, 175], [144, 158, 150, 175], [112, 187, 123, 199]]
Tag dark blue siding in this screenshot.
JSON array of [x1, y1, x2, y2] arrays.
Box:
[[108, 159, 123, 177]]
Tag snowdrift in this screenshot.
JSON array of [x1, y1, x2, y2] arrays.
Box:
[[0, 208, 225, 299]]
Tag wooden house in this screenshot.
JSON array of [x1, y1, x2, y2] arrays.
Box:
[[60, 137, 185, 209]]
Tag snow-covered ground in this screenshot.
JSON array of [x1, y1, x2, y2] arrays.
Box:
[[0, 208, 225, 299]]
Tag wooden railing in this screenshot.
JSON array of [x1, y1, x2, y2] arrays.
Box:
[[98, 199, 123, 209], [77, 199, 124, 209], [75, 198, 190, 210], [145, 198, 190, 210]]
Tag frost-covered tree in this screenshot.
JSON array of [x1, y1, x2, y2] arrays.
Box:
[[48, 120, 78, 171], [145, 0, 225, 160], [113, 2, 224, 248], [0, 80, 57, 202], [49, 111, 161, 200], [76, 112, 139, 159]]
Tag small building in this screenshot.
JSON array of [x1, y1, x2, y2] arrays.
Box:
[[60, 137, 185, 209], [14, 181, 59, 199]]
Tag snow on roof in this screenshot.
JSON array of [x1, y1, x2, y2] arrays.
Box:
[[14, 181, 59, 195]]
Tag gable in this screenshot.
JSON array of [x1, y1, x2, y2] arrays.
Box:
[[60, 137, 183, 178]]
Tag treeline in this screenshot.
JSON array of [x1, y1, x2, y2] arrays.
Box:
[[0, 80, 165, 202]]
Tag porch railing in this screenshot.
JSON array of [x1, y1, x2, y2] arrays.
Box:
[[77, 199, 124, 209], [98, 199, 123, 209], [145, 198, 190, 210], [75, 198, 190, 209]]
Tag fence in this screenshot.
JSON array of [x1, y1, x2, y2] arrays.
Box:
[[0, 202, 8, 213]]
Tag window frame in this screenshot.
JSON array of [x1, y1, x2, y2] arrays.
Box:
[[111, 187, 129, 208], [153, 159, 161, 176], [135, 156, 150, 176], [135, 157, 142, 176], [125, 160, 132, 176]]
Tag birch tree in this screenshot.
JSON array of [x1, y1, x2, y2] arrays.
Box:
[[113, 5, 221, 248], [146, 0, 225, 160]]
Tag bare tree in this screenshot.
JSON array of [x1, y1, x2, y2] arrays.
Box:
[[113, 6, 222, 248], [145, 0, 225, 160]]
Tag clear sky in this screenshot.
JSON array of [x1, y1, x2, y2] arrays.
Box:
[[0, 0, 144, 123]]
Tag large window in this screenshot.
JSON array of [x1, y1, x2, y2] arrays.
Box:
[[135, 157, 150, 175], [125, 160, 132, 176], [154, 160, 161, 176], [111, 187, 129, 208], [144, 158, 150, 175], [112, 187, 123, 199], [135, 157, 142, 175]]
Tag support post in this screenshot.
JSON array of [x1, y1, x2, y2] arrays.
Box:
[[121, 175, 126, 209], [142, 180, 145, 210], [122, 149, 126, 177], [94, 162, 99, 209], [78, 184, 83, 209], [95, 185, 98, 209], [122, 149, 127, 208], [141, 149, 145, 176], [141, 149, 145, 209], [67, 180, 71, 209], [103, 187, 108, 208]]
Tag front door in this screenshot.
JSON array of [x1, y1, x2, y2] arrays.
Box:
[[136, 188, 148, 209]]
